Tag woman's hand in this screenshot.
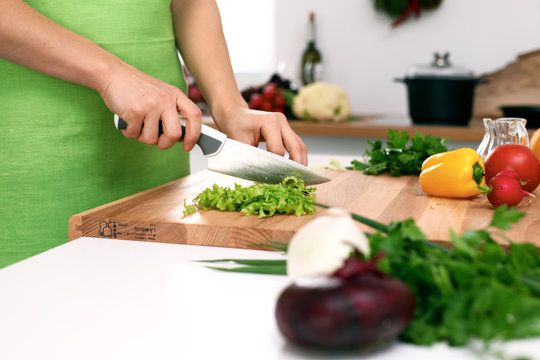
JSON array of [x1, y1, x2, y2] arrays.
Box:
[[99, 64, 202, 151], [0, 0, 202, 152], [170, 0, 307, 163], [213, 106, 308, 166]]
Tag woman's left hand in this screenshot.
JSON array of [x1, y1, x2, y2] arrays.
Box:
[[213, 106, 308, 166], [170, 0, 307, 165]]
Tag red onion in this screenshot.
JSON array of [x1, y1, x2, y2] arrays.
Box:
[[275, 257, 415, 349]]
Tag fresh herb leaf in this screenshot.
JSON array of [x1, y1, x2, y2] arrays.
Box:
[[489, 204, 527, 230], [387, 129, 410, 149], [347, 129, 448, 176], [507, 243, 540, 274], [348, 159, 369, 171], [519, 272, 540, 297]]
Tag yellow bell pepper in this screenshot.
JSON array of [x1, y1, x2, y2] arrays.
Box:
[[419, 148, 485, 198]]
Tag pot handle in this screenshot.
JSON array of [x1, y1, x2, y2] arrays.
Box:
[[394, 78, 406, 83], [475, 79, 489, 85]]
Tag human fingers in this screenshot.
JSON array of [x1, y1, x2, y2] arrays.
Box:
[[138, 109, 161, 145], [281, 125, 308, 165], [176, 94, 202, 152], [259, 112, 307, 165], [259, 112, 287, 158], [157, 105, 183, 150], [100, 67, 182, 147], [118, 107, 145, 139]]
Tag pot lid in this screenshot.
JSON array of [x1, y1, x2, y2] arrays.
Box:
[[405, 51, 474, 78]]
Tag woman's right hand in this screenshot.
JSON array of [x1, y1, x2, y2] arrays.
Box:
[[0, 0, 202, 151], [99, 64, 202, 151], [0, 0, 201, 151]]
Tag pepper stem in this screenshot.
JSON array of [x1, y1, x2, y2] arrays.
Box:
[[473, 162, 485, 185]]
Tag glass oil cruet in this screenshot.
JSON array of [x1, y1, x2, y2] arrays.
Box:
[[476, 117, 529, 159]]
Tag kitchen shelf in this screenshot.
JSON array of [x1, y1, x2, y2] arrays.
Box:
[[204, 114, 489, 142], [286, 115, 488, 142]]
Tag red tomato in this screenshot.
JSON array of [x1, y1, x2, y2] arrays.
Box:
[[484, 144, 540, 192]]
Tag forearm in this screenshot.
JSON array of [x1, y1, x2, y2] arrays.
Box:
[[170, 0, 247, 118], [0, 0, 121, 93], [169, 0, 307, 163]]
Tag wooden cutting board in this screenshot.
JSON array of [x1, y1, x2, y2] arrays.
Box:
[[68, 169, 540, 249]]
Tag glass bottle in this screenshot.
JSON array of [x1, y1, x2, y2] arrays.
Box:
[[301, 12, 322, 85], [476, 117, 529, 159]]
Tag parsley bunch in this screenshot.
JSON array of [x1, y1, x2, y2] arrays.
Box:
[[370, 206, 540, 346], [186, 176, 316, 218], [348, 129, 448, 176]]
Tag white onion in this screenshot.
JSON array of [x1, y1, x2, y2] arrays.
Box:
[[287, 208, 370, 280]]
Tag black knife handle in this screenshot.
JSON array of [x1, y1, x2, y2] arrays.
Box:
[[115, 116, 224, 156], [116, 117, 184, 141]]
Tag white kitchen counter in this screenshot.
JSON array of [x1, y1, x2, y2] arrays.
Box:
[[0, 237, 538, 360]]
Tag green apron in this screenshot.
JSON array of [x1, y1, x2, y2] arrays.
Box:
[[0, 0, 189, 267]]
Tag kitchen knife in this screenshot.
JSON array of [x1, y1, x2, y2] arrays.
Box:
[[114, 115, 330, 185]]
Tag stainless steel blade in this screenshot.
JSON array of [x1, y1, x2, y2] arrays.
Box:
[[206, 138, 331, 185]]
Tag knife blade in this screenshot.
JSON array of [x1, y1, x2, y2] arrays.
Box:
[[113, 115, 331, 185]]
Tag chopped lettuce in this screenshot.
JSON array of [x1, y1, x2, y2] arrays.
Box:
[[184, 176, 316, 218]]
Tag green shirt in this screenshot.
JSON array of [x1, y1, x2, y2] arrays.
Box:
[[0, 0, 189, 267]]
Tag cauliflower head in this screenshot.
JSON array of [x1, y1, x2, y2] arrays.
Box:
[[292, 82, 351, 122]]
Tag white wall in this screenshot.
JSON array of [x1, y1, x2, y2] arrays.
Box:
[[273, 0, 540, 115], [216, 0, 276, 90], [217, 0, 275, 74]]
